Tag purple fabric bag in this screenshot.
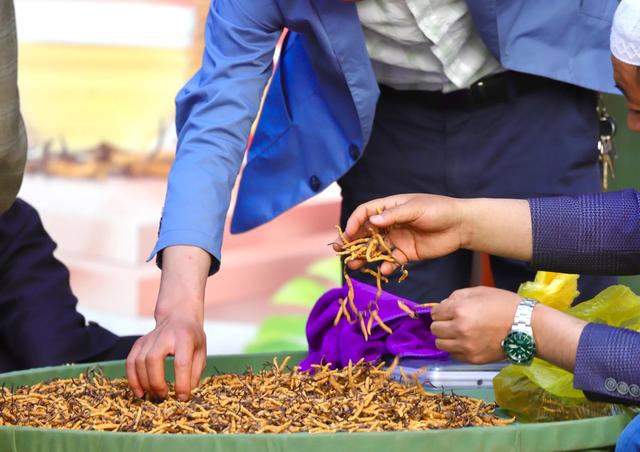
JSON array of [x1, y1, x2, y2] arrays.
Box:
[[300, 278, 448, 370]]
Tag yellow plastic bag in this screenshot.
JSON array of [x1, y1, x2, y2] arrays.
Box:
[[493, 272, 640, 422]]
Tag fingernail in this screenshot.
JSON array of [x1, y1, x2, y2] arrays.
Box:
[[370, 214, 383, 223], [177, 394, 189, 402]]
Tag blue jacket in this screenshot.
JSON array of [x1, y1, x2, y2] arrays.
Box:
[[151, 0, 619, 273]]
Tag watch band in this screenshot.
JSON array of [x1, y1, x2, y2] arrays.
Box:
[[512, 297, 537, 336]]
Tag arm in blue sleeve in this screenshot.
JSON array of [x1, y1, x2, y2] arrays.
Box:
[[148, 0, 284, 275], [574, 323, 640, 404], [529, 189, 640, 275]]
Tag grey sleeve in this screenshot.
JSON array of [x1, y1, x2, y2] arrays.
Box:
[[0, 0, 27, 214]]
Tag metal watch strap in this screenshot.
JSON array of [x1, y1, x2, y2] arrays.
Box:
[[512, 298, 537, 336]]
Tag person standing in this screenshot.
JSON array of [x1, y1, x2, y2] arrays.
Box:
[[129, 0, 620, 400], [0, 0, 27, 214], [340, 3, 640, 448]]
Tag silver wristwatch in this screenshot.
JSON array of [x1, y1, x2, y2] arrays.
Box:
[[500, 298, 538, 365]]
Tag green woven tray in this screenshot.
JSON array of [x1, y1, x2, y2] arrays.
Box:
[[0, 352, 630, 452]]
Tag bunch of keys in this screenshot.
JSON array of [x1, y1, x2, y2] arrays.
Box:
[[597, 97, 617, 191]]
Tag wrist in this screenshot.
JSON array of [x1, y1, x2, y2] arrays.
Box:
[[153, 245, 209, 324], [531, 303, 586, 371], [457, 198, 480, 250], [154, 294, 204, 324]]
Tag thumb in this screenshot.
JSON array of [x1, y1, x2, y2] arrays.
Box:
[[369, 203, 419, 228]]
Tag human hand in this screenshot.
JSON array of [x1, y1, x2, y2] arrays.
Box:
[[127, 311, 206, 401], [339, 194, 469, 275], [430, 287, 520, 364], [126, 246, 210, 401]]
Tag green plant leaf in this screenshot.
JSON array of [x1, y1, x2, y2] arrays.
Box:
[[306, 257, 342, 286], [272, 277, 328, 307]]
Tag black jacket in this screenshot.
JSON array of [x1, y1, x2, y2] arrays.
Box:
[[0, 199, 137, 372]]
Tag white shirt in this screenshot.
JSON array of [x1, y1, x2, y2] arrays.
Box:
[[357, 0, 504, 92]]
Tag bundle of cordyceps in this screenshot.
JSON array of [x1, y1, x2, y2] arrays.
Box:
[[334, 224, 437, 340], [0, 358, 513, 434]]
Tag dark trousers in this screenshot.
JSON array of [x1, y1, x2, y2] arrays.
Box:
[[339, 78, 616, 303], [0, 199, 138, 372]]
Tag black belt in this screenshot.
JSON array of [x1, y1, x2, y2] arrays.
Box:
[[379, 71, 569, 111]]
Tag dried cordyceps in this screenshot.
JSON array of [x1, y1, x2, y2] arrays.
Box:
[[334, 224, 409, 339], [0, 358, 513, 434]]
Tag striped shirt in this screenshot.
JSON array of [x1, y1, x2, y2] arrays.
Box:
[[0, 0, 27, 214], [357, 0, 504, 92]]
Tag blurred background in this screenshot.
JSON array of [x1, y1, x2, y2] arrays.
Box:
[[12, 0, 640, 356]]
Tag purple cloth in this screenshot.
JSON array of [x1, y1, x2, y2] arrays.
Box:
[[530, 190, 640, 403], [300, 278, 448, 370]]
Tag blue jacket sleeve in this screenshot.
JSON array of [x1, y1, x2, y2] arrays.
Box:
[[574, 323, 640, 404], [529, 190, 640, 275], [148, 0, 284, 275]]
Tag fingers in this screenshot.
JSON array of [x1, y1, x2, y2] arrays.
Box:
[[344, 203, 383, 239], [368, 200, 422, 229], [344, 195, 411, 238], [345, 258, 366, 271], [434, 338, 463, 354], [126, 338, 145, 398], [430, 299, 455, 321], [430, 320, 458, 339], [191, 345, 207, 390], [431, 287, 483, 320], [173, 335, 196, 401], [134, 337, 155, 398], [146, 335, 171, 399]]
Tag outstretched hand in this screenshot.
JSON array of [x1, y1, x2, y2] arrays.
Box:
[[126, 245, 211, 401]]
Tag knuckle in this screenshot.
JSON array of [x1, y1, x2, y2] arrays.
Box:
[[174, 358, 190, 370], [451, 304, 464, 318], [145, 352, 164, 366], [135, 355, 147, 367], [126, 357, 137, 372]]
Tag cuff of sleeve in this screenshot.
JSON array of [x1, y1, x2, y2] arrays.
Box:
[[574, 323, 640, 404], [147, 229, 221, 276], [574, 323, 608, 391]]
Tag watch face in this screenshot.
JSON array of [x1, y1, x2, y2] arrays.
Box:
[[502, 331, 536, 364]]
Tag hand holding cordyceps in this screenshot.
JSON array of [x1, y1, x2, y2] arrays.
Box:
[[340, 194, 533, 273], [338, 194, 469, 275]]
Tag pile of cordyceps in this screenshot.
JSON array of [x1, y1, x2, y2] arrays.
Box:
[[0, 357, 513, 434]]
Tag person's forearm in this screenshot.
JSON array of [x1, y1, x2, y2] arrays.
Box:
[[529, 191, 640, 275], [154, 246, 212, 322], [459, 198, 533, 261], [530, 304, 586, 372]]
